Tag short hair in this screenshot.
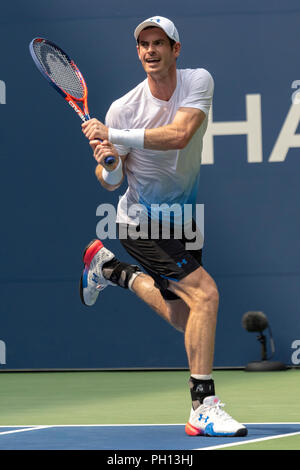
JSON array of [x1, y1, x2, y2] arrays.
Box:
[[137, 26, 176, 48]]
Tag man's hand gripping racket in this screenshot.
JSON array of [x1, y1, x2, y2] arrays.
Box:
[[29, 38, 116, 167]]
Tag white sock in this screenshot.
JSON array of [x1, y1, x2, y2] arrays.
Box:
[[191, 374, 212, 381]]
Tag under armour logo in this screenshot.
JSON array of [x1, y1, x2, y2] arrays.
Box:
[[177, 259, 188, 268], [198, 414, 209, 423], [150, 18, 161, 23]]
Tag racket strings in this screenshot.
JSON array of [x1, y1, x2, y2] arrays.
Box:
[[33, 41, 85, 99]]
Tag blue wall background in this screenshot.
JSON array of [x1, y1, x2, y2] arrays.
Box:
[[0, 0, 299, 369]]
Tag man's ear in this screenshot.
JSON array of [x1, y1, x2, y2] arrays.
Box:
[[173, 42, 181, 59], [136, 44, 142, 61]]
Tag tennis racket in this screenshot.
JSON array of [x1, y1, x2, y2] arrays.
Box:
[[29, 37, 115, 166]]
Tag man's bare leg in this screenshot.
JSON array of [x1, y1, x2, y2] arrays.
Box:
[[130, 273, 190, 332], [131, 267, 218, 375], [130, 266, 219, 409], [168, 266, 219, 375]]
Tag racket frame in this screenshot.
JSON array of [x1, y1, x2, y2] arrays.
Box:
[[29, 38, 90, 121], [29, 38, 115, 165]]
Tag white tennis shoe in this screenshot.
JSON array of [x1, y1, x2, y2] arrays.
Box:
[[80, 239, 116, 306], [185, 396, 248, 437]]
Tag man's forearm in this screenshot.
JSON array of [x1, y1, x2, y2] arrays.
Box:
[[110, 108, 205, 151], [108, 124, 187, 151], [144, 124, 188, 150]]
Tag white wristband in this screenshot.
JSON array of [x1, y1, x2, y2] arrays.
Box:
[[102, 157, 123, 185], [109, 128, 145, 149]]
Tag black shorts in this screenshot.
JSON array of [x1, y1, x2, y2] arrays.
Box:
[[117, 220, 203, 301]]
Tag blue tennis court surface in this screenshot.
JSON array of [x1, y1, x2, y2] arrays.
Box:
[[0, 423, 299, 450]]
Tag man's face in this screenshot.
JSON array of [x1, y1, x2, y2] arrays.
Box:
[[137, 28, 180, 77]]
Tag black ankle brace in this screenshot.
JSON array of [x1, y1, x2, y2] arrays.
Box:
[[102, 258, 141, 289], [189, 377, 215, 404]]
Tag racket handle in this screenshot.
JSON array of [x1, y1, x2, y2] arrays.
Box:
[[94, 138, 116, 166], [84, 117, 116, 166]]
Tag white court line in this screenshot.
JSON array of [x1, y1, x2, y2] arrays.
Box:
[[0, 426, 52, 436], [196, 431, 300, 450]]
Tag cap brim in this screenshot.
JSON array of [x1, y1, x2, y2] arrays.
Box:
[[134, 20, 166, 41]]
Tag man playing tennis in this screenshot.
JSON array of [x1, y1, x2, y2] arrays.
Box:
[[80, 16, 247, 437]]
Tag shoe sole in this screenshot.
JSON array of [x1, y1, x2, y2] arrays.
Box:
[[185, 422, 248, 437], [79, 239, 104, 306]]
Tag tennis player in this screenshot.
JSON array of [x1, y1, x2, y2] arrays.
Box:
[[80, 16, 247, 437]]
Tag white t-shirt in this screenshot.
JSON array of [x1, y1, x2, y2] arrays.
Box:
[[105, 68, 214, 227]]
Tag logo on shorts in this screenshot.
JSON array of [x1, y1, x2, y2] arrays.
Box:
[[177, 259, 188, 268]]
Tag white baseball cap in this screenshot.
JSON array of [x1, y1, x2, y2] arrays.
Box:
[[134, 16, 180, 43]]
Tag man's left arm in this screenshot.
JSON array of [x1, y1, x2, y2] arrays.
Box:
[[82, 107, 205, 151]]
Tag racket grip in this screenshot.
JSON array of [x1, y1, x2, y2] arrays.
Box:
[[95, 138, 116, 166], [104, 156, 116, 166]]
